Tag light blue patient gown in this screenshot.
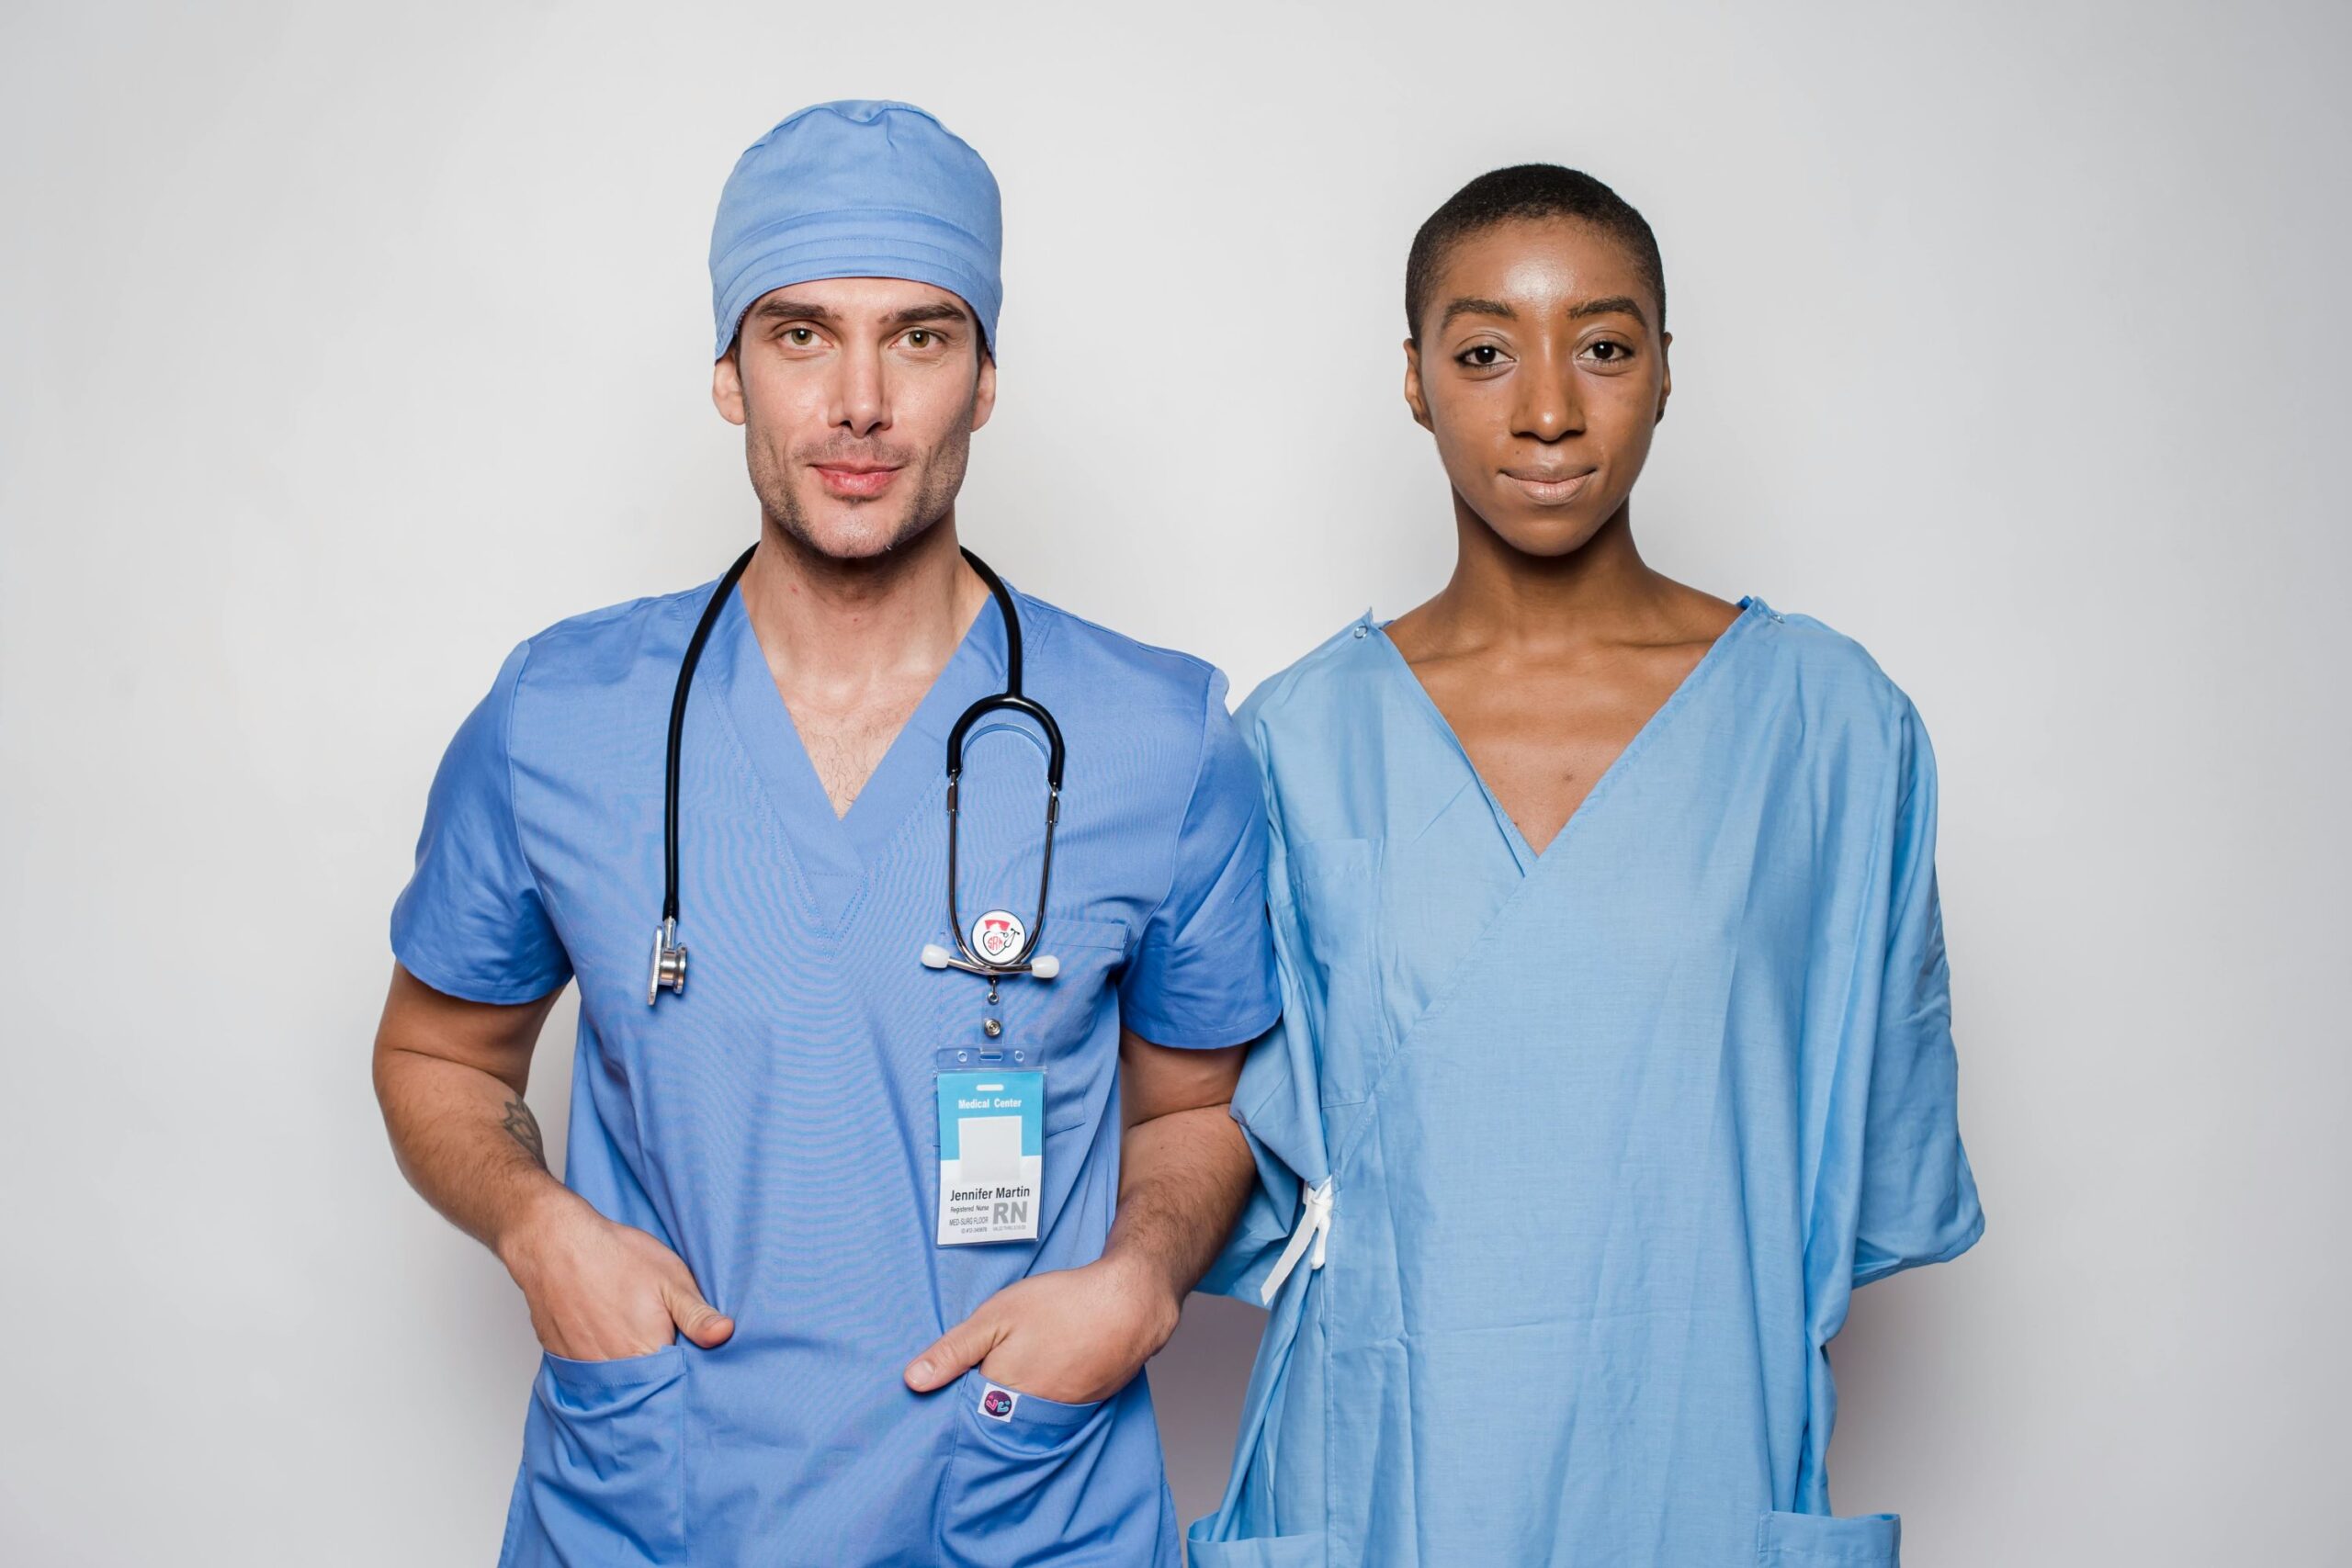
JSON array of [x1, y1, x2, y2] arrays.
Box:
[[1190, 597, 1984, 1568], [391, 572, 1278, 1566]]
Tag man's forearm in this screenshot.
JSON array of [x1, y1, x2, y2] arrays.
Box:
[[375, 1047, 576, 1263], [1102, 1101, 1256, 1303]]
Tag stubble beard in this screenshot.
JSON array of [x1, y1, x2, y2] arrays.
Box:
[[752, 407, 976, 563]]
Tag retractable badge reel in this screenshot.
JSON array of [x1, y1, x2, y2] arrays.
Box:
[[931, 914, 1052, 1247], [917, 553, 1066, 1247]]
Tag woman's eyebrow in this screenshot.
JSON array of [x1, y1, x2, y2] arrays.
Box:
[[1442, 294, 1651, 331], [1441, 296, 1515, 330], [1568, 294, 1648, 326]]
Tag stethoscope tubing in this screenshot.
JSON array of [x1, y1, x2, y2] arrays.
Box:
[[663, 543, 758, 927], [651, 542, 1061, 1004]]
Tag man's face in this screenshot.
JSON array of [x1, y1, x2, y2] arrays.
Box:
[[1404, 217, 1670, 558], [713, 276, 997, 559]]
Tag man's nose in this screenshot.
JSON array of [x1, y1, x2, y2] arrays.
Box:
[[833, 341, 889, 435]]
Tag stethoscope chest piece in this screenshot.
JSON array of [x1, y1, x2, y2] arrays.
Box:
[[648, 918, 687, 1005]]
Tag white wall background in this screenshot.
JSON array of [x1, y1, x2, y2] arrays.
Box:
[[4, 1, 2346, 1562]]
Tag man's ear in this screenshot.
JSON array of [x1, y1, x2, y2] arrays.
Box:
[[1654, 330, 1672, 425], [969, 349, 998, 434], [1403, 338, 1432, 432], [712, 344, 748, 427]]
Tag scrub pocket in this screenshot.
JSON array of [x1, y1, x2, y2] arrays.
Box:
[[1010, 913, 1130, 1134], [1755, 1508, 1902, 1566], [1183, 1524, 1327, 1567], [938, 1368, 1126, 1566], [504, 1345, 687, 1568], [1282, 837, 1384, 1109], [921, 913, 1129, 1139]]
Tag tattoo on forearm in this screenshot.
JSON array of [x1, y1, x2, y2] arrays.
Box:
[[500, 1097, 546, 1168]]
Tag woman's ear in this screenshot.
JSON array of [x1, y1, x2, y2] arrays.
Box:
[[1403, 338, 1433, 432], [1654, 330, 1672, 425]]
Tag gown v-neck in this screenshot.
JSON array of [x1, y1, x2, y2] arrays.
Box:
[[1368, 595, 1765, 875]]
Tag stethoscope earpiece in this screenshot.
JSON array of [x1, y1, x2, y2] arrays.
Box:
[[919, 942, 1060, 983], [930, 549, 1065, 1024]]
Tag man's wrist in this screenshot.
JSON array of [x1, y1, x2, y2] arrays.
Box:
[[1093, 1241, 1187, 1348], [492, 1176, 585, 1276]]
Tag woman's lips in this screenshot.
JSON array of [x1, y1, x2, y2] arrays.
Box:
[[813, 464, 902, 499], [1501, 468, 1598, 506]]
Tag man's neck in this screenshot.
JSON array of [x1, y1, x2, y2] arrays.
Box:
[[736, 510, 992, 710]]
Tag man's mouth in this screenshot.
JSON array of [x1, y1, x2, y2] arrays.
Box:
[[812, 463, 903, 500]]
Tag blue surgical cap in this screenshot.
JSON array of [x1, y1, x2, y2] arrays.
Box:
[[708, 100, 1003, 361]]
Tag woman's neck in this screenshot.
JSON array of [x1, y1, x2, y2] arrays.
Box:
[[1404, 500, 1683, 659]]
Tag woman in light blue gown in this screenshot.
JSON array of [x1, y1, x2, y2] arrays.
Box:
[[1189, 164, 1984, 1568]]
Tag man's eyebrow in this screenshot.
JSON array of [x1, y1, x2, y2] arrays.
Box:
[[1440, 297, 1515, 329], [748, 297, 836, 323], [886, 301, 970, 327]]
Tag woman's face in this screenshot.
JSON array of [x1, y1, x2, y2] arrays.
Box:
[[1405, 217, 1670, 557]]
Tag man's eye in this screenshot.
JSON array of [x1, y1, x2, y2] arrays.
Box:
[[907, 330, 933, 348], [785, 328, 817, 346]]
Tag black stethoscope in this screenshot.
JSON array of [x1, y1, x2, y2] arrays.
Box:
[[649, 544, 1064, 1032]]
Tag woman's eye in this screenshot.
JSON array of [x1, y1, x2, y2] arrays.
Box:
[[1458, 344, 1505, 367], [1586, 340, 1632, 363]]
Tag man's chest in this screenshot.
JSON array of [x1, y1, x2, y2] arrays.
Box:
[[781, 682, 934, 818]]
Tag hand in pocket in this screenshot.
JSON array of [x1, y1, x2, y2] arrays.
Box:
[[903, 1254, 1180, 1404], [502, 1192, 733, 1361]]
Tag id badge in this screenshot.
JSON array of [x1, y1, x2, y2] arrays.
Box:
[[935, 1046, 1044, 1246]]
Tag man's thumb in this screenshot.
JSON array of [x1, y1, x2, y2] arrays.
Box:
[[905, 1314, 995, 1393], [667, 1285, 735, 1348]]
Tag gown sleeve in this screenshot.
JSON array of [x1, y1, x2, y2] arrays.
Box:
[[389, 639, 572, 1005], [1850, 696, 1986, 1286], [1199, 698, 1332, 1303], [1118, 669, 1283, 1050]]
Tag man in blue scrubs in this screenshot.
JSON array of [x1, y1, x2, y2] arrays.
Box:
[[371, 101, 1280, 1566]]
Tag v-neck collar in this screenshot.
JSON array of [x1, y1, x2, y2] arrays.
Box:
[[1367, 594, 1769, 875], [707, 577, 1013, 927]]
